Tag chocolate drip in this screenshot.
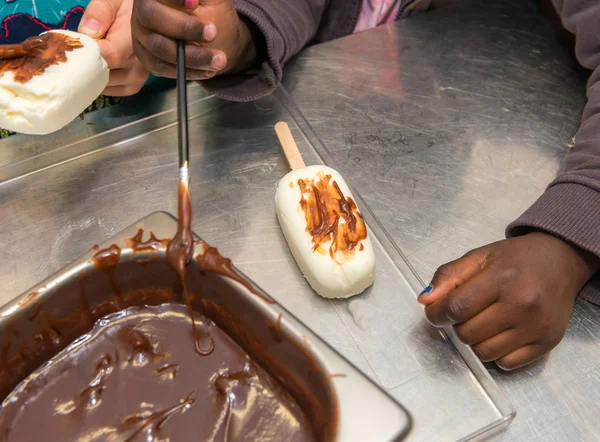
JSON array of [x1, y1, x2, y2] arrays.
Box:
[[166, 182, 214, 356], [155, 364, 179, 379], [91, 244, 121, 271], [267, 313, 283, 344], [16, 291, 40, 308], [297, 172, 367, 263], [117, 391, 196, 442], [126, 229, 168, 254], [166, 182, 194, 281], [0, 33, 83, 84], [79, 272, 93, 329], [0, 37, 46, 60], [91, 244, 123, 300], [121, 327, 160, 363]]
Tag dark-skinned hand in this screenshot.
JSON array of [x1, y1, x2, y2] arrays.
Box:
[[419, 232, 599, 370], [131, 0, 257, 80]]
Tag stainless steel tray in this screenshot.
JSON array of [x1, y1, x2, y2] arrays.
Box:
[[0, 212, 412, 441], [0, 83, 515, 441]]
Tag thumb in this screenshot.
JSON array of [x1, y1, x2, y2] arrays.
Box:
[[418, 247, 490, 306], [79, 0, 121, 38]]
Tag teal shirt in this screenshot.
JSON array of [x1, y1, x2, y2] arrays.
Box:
[[0, 0, 171, 89], [0, 1, 88, 20]]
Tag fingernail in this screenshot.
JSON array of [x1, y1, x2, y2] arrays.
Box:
[[212, 53, 226, 70], [205, 71, 216, 78], [78, 18, 102, 37], [184, 0, 197, 11], [418, 285, 433, 297], [203, 24, 217, 42]]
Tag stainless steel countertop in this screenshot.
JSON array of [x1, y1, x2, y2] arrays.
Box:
[[0, 0, 598, 440], [281, 0, 600, 440]]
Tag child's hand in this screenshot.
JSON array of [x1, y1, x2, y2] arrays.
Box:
[[131, 0, 257, 80], [419, 232, 599, 370], [79, 0, 150, 96]]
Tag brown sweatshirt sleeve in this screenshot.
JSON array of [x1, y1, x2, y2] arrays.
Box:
[[201, 0, 328, 102], [506, 0, 600, 303]]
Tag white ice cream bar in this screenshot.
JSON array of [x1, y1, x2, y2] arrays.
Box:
[[275, 165, 376, 298], [0, 30, 109, 135]]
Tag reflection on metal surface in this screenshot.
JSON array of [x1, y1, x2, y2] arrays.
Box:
[[282, 0, 597, 441]]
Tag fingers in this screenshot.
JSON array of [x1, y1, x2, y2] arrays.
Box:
[[160, 0, 230, 11], [418, 247, 490, 306], [418, 234, 577, 370], [82, 0, 135, 69], [131, 0, 228, 79], [134, 0, 213, 41], [134, 26, 225, 69], [104, 60, 149, 96], [79, 0, 122, 38], [496, 344, 547, 371], [133, 33, 223, 79], [453, 303, 513, 345], [424, 270, 499, 327], [469, 329, 530, 362], [133, 43, 216, 80], [158, 0, 198, 11], [104, 85, 142, 96], [98, 38, 134, 69]]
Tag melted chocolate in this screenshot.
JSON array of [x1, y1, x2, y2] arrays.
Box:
[[126, 229, 168, 254], [16, 291, 40, 308], [0, 305, 315, 441], [79, 272, 94, 329], [91, 244, 121, 271], [0, 190, 337, 442], [165, 182, 213, 356], [0, 33, 83, 84], [267, 313, 283, 344], [0, 258, 337, 441], [91, 245, 123, 300], [0, 38, 46, 60], [26, 303, 43, 322], [166, 182, 194, 281], [297, 172, 368, 263]]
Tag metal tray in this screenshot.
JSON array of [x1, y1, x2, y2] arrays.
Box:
[[0, 212, 411, 441], [0, 83, 515, 441]]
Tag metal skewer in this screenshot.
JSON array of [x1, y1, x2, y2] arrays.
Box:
[[177, 40, 190, 187]]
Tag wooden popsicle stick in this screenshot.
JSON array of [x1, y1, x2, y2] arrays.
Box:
[[275, 122, 306, 170]]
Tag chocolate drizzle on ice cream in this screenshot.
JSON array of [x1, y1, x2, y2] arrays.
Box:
[[0, 33, 83, 84]]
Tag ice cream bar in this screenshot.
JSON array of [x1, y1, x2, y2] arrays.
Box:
[[0, 30, 109, 135], [276, 163, 376, 298]]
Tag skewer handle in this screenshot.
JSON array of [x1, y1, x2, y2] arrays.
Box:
[[177, 40, 189, 172]]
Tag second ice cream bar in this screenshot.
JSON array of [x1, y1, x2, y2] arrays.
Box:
[[0, 30, 109, 135], [276, 165, 376, 298]]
